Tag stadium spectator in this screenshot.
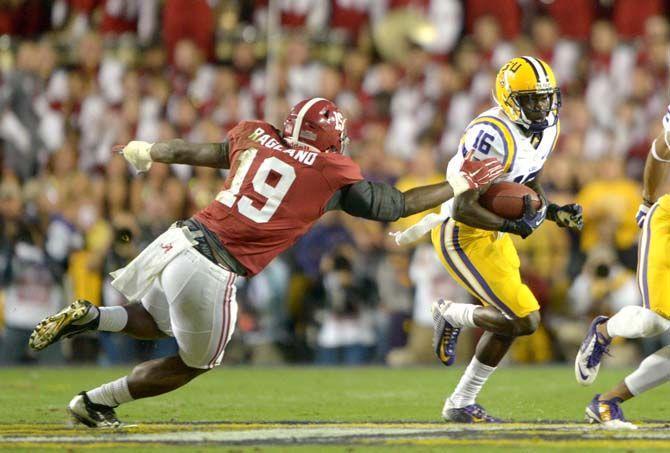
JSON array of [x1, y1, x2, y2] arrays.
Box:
[[162, 0, 215, 63], [0, 181, 67, 365], [315, 246, 377, 365]]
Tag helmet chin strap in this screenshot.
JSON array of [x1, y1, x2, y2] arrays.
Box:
[[516, 109, 556, 133]]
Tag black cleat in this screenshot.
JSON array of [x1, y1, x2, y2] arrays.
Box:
[[68, 392, 122, 428], [29, 300, 99, 350]]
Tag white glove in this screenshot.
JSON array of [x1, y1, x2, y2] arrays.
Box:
[[121, 141, 154, 173]]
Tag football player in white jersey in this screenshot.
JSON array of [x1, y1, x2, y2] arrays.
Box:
[[574, 105, 670, 429], [422, 57, 583, 422]]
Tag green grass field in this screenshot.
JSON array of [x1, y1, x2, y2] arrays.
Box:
[[1, 365, 669, 451]]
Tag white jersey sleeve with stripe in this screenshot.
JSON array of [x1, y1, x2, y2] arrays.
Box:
[[446, 118, 513, 183]]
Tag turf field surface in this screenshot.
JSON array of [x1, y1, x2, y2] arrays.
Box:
[[1, 366, 669, 451]]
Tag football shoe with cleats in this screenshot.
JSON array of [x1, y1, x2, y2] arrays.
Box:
[[585, 394, 637, 430], [29, 300, 99, 351], [442, 398, 502, 423], [575, 316, 611, 385], [431, 299, 461, 366], [68, 392, 122, 429]]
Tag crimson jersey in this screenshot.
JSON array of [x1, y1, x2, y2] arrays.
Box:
[[194, 120, 363, 276]]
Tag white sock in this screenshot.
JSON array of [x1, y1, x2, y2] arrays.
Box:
[[442, 302, 478, 328], [97, 306, 128, 332], [606, 306, 670, 339], [624, 345, 670, 396], [449, 356, 496, 408], [87, 377, 134, 407]]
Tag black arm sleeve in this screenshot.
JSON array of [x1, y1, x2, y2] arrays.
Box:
[[333, 181, 406, 221]]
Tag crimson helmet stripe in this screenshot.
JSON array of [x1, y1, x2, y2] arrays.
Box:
[[291, 97, 328, 142]]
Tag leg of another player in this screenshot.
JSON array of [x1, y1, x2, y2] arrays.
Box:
[[587, 345, 670, 427], [599, 381, 635, 403], [608, 345, 670, 401], [597, 305, 670, 340]]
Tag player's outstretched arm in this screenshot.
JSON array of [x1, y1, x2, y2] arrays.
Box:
[[334, 155, 503, 221], [401, 154, 504, 217], [120, 139, 231, 172], [151, 139, 231, 169]]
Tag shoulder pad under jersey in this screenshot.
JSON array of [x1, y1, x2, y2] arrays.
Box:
[[459, 115, 518, 172]]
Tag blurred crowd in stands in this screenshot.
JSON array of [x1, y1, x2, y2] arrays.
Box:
[[1, 0, 670, 367]]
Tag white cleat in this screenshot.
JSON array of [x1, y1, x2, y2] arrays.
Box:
[[68, 392, 122, 429], [575, 316, 611, 386]]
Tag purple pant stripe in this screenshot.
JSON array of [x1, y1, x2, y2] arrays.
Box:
[[451, 225, 517, 319]]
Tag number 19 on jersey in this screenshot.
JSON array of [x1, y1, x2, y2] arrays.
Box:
[[216, 148, 297, 223]]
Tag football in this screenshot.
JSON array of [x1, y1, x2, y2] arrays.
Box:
[[478, 181, 542, 220]]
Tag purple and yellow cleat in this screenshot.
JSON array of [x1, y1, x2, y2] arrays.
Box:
[[585, 394, 637, 430], [575, 316, 611, 386], [442, 399, 502, 423], [431, 299, 461, 366]]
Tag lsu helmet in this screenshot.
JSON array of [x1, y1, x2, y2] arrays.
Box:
[[494, 56, 561, 133], [283, 98, 349, 154]]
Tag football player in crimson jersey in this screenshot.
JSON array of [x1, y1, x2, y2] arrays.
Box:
[[29, 98, 503, 428]]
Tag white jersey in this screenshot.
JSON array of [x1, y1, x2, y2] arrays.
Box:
[[440, 106, 559, 218], [663, 104, 670, 134]]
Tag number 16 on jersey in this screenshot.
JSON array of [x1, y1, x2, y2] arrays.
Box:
[[216, 148, 297, 223]]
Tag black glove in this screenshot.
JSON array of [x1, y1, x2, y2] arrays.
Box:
[[500, 195, 546, 239], [547, 203, 583, 230]]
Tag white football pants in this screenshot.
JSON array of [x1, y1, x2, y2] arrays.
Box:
[[141, 247, 239, 369]]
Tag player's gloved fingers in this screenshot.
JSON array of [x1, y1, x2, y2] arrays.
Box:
[[464, 149, 475, 161], [482, 160, 504, 177], [462, 173, 475, 190], [517, 222, 532, 239], [486, 165, 504, 180], [522, 195, 536, 217]]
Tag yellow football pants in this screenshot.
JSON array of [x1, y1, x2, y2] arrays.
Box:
[[638, 194, 670, 319], [431, 218, 540, 319]]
